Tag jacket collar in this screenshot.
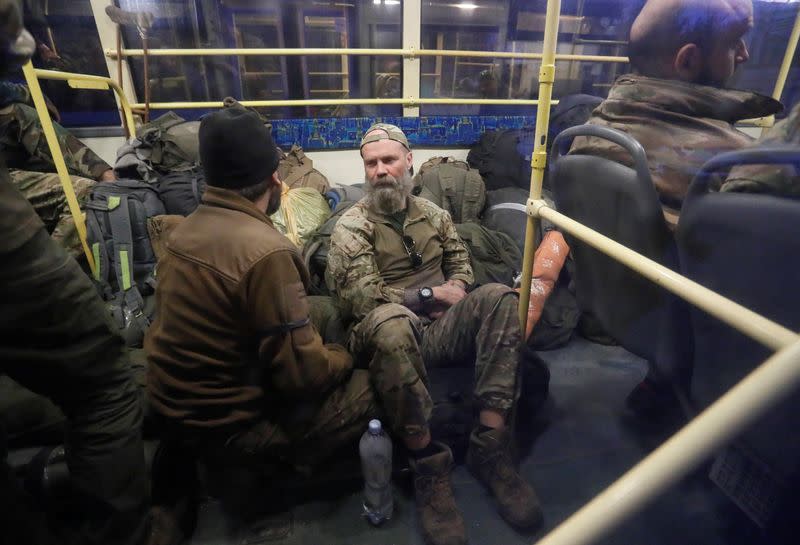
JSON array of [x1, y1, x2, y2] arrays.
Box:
[[604, 74, 783, 123], [202, 186, 275, 228], [365, 195, 426, 226]]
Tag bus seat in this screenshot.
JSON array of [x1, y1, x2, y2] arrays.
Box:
[[549, 125, 693, 389], [677, 148, 800, 490]]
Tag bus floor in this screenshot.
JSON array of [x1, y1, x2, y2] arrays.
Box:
[[187, 336, 773, 545]]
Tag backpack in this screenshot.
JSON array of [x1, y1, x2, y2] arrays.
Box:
[[135, 111, 201, 174], [412, 157, 486, 224], [454, 223, 521, 287], [157, 169, 206, 216], [303, 200, 359, 296], [467, 129, 534, 191], [278, 145, 330, 194], [84, 179, 165, 347]]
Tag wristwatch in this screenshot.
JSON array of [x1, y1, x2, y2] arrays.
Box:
[[418, 286, 434, 304]]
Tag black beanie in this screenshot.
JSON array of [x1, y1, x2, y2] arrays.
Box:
[[199, 108, 281, 190]]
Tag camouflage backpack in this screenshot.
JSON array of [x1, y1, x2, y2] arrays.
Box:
[[135, 111, 200, 173], [412, 157, 486, 224], [278, 145, 330, 194]]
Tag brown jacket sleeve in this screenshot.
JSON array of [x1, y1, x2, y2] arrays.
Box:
[[242, 249, 352, 398]]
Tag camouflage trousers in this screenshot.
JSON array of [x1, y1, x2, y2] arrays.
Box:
[[349, 283, 522, 439], [9, 169, 95, 258], [217, 286, 521, 469]]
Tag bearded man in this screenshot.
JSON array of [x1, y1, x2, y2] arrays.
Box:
[[326, 123, 542, 545]]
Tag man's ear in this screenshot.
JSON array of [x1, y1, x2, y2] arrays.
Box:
[[270, 170, 282, 189], [673, 43, 704, 83], [406, 150, 413, 170]]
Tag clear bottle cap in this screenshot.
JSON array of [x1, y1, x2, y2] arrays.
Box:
[[368, 419, 382, 435]]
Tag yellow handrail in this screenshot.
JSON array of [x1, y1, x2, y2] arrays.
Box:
[[33, 68, 135, 138], [21, 67, 137, 276], [518, 0, 562, 332], [105, 47, 629, 64], [21, 62, 96, 275], [529, 200, 798, 350], [536, 338, 800, 545], [130, 97, 558, 109], [763, 6, 800, 136]]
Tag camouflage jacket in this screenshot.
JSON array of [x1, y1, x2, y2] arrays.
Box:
[[326, 195, 474, 322], [570, 74, 783, 226], [721, 101, 800, 197]]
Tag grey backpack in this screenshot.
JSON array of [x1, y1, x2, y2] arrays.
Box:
[[84, 179, 165, 346], [413, 157, 486, 224]]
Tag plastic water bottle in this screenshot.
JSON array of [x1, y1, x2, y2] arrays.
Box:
[[359, 419, 393, 526]]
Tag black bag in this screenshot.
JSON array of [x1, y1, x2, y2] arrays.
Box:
[[546, 94, 603, 154], [157, 169, 206, 216], [84, 179, 165, 347], [428, 347, 550, 463], [455, 223, 521, 287], [467, 129, 534, 191]]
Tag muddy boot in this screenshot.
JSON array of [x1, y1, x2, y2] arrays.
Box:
[[466, 427, 542, 530], [408, 442, 467, 545]]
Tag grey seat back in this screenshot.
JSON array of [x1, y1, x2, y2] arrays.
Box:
[[677, 147, 800, 483], [550, 125, 692, 378]]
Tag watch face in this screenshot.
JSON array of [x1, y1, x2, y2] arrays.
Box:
[[420, 287, 433, 299]]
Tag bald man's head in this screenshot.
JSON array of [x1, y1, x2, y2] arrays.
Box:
[[628, 0, 752, 87]]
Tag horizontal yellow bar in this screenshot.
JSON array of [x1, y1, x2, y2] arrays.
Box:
[[33, 68, 135, 138], [739, 115, 775, 128], [536, 338, 800, 545], [68, 78, 110, 90], [106, 47, 629, 64], [132, 98, 558, 109], [530, 200, 798, 351]]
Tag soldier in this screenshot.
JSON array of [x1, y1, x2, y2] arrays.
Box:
[[568, 0, 784, 416], [0, 78, 115, 257], [721, 101, 800, 196], [570, 0, 783, 228], [0, 2, 148, 543], [326, 123, 542, 545]]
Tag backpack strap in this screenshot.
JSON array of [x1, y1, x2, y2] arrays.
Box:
[[437, 164, 460, 220], [460, 171, 485, 224], [84, 207, 112, 297], [107, 194, 151, 332]]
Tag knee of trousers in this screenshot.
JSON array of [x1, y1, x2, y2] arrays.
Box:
[[469, 282, 518, 312], [356, 303, 421, 350]]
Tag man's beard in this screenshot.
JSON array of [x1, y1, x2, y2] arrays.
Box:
[[365, 170, 414, 215], [266, 189, 282, 215]]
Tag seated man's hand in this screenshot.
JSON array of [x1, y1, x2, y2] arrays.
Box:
[[427, 282, 467, 319], [99, 169, 116, 182]]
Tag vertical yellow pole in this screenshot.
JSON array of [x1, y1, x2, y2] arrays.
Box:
[[764, 6, 800, 136], [21, 61, 97, 276], [519, 0, 562, 331]]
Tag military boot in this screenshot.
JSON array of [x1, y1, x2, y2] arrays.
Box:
[[466, 427, 542, 530], [408, 442, 467, 545]]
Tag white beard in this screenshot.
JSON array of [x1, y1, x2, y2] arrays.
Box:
[[364, 169, 414, 215]]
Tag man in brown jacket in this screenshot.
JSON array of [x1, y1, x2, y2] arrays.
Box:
[[147, 109, 480, 542], [146, 108, 365, 463]]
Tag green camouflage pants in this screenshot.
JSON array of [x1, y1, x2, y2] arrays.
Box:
[[9, 169, 94, 257], [349, 283, 522, 439]]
